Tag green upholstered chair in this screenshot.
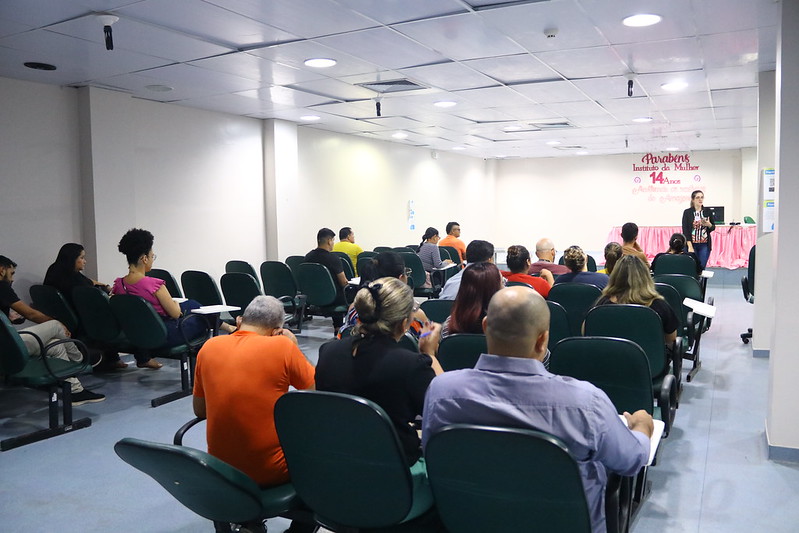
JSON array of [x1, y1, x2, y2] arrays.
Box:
[[547, 283, 603, 336], [147, 268, 183, 298], [655, 282, 695, 383], [392, 246, 415, 254], [331, 251, 355, 279], [259, 261, 305, 333], [356, 256, 373, 279], [72, 286, 136, 355], [357, 251, 378, 261], [398, 331, 420, 352], [399, 252, 436, 298], [425, 424, 593, 533], [109, 294, 208, 407], [652, 254, 698, 278], [505, 281, 533, 288], [225, 260, 261, 290], [654, 273, 712, 382], [547, 300, 571, 348], [439, 245, 461, 265], [294, 263, 348, 323], [274, 390, 436, 531], [740, 245, 755, 343], [420, 298, 453, 323], [220, 272, 262, 320], [0, 313, 92, 451], [436, 247, 452, 262], [437, 333, 487, 372], [181, 270, 224, 306], [373, 246, 392, 252], [114, 437, 306, 533], [583, 304, 678, 436], [284, 256, 305, 276], [744, 215, 756, 224], [29, 284, 80, 335]]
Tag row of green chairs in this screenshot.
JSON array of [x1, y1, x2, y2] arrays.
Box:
[[116, 389, 611, 533]]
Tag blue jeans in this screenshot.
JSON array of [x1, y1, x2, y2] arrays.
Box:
[[163, 299, 207, 347], [693, 243, 710, 269]]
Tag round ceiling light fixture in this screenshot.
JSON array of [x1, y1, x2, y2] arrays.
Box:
[[661, 80, 688, 92], [433, 100, 457, 108], [304, 58, 336, 68], [392, 132, 408, 139], [300, 115, 321, 121], [622, 14, 662, 27], [632, 116, 654, 123]]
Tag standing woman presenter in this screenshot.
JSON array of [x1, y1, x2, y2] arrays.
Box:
[[681, 190, 715, 269]]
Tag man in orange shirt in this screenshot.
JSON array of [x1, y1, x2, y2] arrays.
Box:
[[193, 295, 316, 533], [439, 221, 466, 262]]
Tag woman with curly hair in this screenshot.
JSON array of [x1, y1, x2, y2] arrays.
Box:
[[553, 245, 609, 289]]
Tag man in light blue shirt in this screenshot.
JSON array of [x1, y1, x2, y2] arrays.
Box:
[[438, 239, 494, 300], [422, 286, 652, 533]]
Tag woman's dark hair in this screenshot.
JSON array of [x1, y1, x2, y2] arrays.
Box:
[[506, 245, 531, 274], [43, 243, 85, 291], [118, 228, 154, 265], [359, 251, 405, 285], [603, 242, 622, 275], [690, 190, 704, 207], [420, 227, 439, 248], [563, 245, 586, 273], [449, 262, 502, 335], [669, 233, 687, 253]]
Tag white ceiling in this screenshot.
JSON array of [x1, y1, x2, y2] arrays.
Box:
[[0, 0, 780, 158]]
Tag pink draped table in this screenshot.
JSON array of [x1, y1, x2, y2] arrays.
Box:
[[605, 225, 756, 269]]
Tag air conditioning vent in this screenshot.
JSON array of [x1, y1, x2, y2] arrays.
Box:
[[357, 79, 426, 93], [531, 121, 574, 130]]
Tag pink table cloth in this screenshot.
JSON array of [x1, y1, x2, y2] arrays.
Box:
[[605, 225, 756, 269]]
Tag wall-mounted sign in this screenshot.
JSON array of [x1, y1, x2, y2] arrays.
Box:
[[631, 152, 703, 204]]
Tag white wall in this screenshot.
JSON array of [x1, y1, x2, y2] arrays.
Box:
[[494, 150, 748, 254], [0, 78, 82, 300]]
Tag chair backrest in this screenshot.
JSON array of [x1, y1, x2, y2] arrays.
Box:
[[220, 272, 262, 319], [0, 312, 30, 375], [547, 300, 571, 347], [652, 254, 697, 277], [109, 294, 168, 349], [655, 282, 687, 337], [373, 246, 392, 252], [284, 256, 305, 276], [114, 438, 267, 524], [425, 424, 592, 533], [550, 337, 654, 415], [391, 246, 415, 254], [274, 390, 416, 529], [653, 274, 703, 332], [356, 256, 374, 278], [505, 281, 532, 288], [439, 245, 460, 263], [357, 251, 378, 261], [400, 252, 427, 290], [436, 247, 452, 262], [547, 283, 603, 336], [29, 284, 79, 333], [295, 263, 338, 307], [747, 245, 756, 294], [147, 268, 183, 298], [181, 270, 224, 306], [260, 261, 298, 301], [339, 256, 355, 280], [225, 260, 261, 290], [420, 299, 454, 323], [72, 286, 124, 343], [437, 333, 487, 372], [744, 215, 756, 224], [398, 332, 419, 352], [332, 251, 355, 273], [584, 304, 668, 380]]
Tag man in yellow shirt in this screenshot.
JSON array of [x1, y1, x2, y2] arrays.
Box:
[[439, 221, 466, 263], [332, 226, 364, 274]]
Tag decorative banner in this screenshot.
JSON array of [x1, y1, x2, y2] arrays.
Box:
[[631, 152, 703, 204]]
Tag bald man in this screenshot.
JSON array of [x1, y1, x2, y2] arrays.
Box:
[[529, 237, 570, 275], [422, 287, 653, 533]]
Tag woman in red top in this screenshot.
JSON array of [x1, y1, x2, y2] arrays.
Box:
[[502, 245, 553, 298]]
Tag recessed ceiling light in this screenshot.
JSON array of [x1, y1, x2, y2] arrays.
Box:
[[546, 140, 561, 146], [661, 81, 688, 92], [392, 132, 408, 139], [503, 125, 522, 132], [576, 150, 589, 156], [24, 61, 56, 71], [622, 14, 662, 27], [145, 84, 173, 92], [300, 115, 320, 121], [304, 58, 336, 68], [632, 116, 654, 123], [434, 100, 457, 108], [495, 154, 507, 159], [452, 146, 466, 151], [665, 146, 680, 151]]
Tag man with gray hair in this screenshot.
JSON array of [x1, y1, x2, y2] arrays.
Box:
[[193, 295, 316, 533], [422, 287, 652, 533], [529, 237, 570, 275]]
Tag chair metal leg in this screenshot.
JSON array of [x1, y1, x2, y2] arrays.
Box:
[[150, 389, 191, 408], [61, 381, 74, 425]]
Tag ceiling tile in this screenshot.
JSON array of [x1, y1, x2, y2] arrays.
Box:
[[614, 38, 703, 74], [337, 0, 467, 25], [578, 0, 698, 44], [248, 40, 381, 78], [512, 80, 590, 104], [535, 46, 628, 78], [189, 52, 324, 86], [316, 27, 447, 70], [399, 61, 498, 91], [237, 85, 338, 108], [462, 54, 560, 85], [287, 78, 376, 101]]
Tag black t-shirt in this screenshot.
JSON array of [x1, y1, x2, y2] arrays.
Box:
[[595, 295, 678, 335], [0, 280, 21, 317], [43, 267, 93, 307], [315, 335, 436, 465], [304, 248, 343, 278]]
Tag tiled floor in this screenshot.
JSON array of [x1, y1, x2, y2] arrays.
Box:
[[2, 270, 798, 532]]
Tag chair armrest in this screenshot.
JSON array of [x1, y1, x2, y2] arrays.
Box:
[[177, 313, 211, 348], [38, 337, 91, 382], [173, 416, 206, 445], [17, 330, 45, 355], [656, 374, 677, 438]]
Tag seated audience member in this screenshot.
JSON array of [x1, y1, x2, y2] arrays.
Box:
[[595, 255, 678, 344], [554, 245, 610, 289], [597, 242, 622, 275], [44, 243, 126, 370], [423, 287, 652, 533], [305, 227, 349, 332], [112, 228, 212, 369], [332, 226, 364, 275], [529, 238, 571, 275], [193, 295, 316, 533], [651, 233, 702, 276], [0, 255, 105, 405], [417, 227, 452, 272], [501, 244, 553, 297], [316, 278, 443, 466], [439, 239, 494, 300], [340, 251, 429, 339], [438, 221, 466, 262], [442, 262, 503, 337], [621, 222, 650, 267]]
